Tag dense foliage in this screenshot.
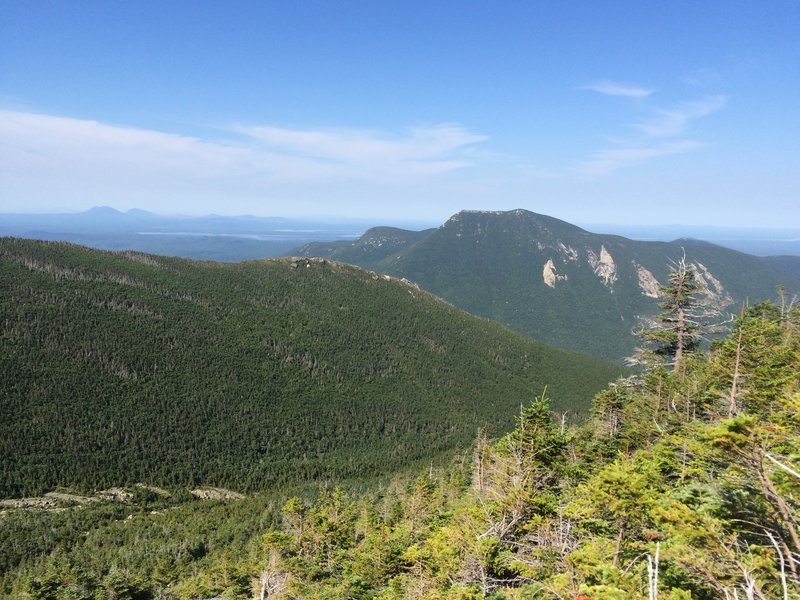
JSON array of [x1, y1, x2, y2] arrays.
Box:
[[238, 301, 800, 599], [231, 302, 796, 599], [0, 238, 619, 498], [2, 262, 797, 597]]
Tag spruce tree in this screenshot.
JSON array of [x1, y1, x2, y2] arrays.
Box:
[[636, 257, 704, 371]]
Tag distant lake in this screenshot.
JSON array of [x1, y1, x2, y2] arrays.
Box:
[[136, 230, 363, 241], [0, 210, 372, 261]]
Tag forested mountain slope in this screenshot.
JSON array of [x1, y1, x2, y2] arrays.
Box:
[[297, 226, 434, 266], [762, 254, 800, 279], [296, 209, 800, 362], [4, 298, 797, 599], [0, 238, 620, 498], [224, 302, 800, 599]]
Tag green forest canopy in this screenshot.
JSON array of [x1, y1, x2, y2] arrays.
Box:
[[2, 297, 798, 599], [0, 238, 620, 498]]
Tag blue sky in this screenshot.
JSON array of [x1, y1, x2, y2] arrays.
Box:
[[1, 1, 798, 227]]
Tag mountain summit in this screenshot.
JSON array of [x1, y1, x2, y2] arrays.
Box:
[[296, 209, 800, 361]]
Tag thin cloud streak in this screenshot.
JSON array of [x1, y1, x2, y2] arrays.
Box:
[[575, 141, 703, 177], [634, 95, 728, 138], [564, 88, 728, 177], [240, 124, 486, 163], [583, 80, 653, 99]]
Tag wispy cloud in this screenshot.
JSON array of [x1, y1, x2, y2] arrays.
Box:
[[633, 95, 727, 138], [0, 109, 257, 185], [0, 110, 488, 208], [583, 80, 653, 99], [237, 124, 487, 180], [241, 124, 485, 162], [575, 141, 703, 177], [568, 84, 728, 176]]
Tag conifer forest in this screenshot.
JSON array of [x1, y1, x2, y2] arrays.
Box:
[[0, 238, 798, 599]]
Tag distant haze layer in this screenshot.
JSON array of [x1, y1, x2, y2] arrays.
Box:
[[2, 207, 799, 260]]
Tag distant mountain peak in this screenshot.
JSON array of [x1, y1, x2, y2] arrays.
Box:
[[443, 208, 588, 237], [671, 237, 720, 248], [450, 208, 532, 220], [86, 205, 123, 216], [125, 208, 156, 217], [296, 208, 800, 362]]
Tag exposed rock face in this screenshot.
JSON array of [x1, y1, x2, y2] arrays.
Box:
[[557, 242, 578, 261], [190, 487, 245, 500], [542, 259, 568, 288], [0, 496, 59, 509], [587, 245, 617, 287], [635, 263, 661, 298], [98, 487, 133, 502], [691, 262, 733, 308], [44, 492, 95, 505], [135, 483, 171, 497]]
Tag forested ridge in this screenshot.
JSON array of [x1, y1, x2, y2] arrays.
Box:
[[297, 209, 800, 362], [0, 237, 619, 498], [2, 272, 798, 598]]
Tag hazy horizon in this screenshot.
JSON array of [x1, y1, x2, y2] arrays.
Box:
[[4, 204, 800, 237], [3, 205, 800, 260]]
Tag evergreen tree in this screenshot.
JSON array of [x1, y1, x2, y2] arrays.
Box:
[[635, 257, 709, 372], [709, 302, 795, 416]]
